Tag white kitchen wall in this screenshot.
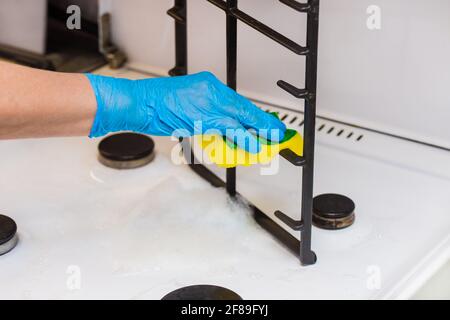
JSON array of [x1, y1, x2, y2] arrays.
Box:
[[109, 0, 450, 149], [0, 0, 47, 54]]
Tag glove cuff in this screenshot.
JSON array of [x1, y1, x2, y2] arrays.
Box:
[[85, 73, 135, 138]]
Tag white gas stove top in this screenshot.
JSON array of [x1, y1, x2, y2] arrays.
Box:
[[0, 65, 449, 299]]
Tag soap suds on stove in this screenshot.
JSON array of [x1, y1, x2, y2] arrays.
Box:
[[100, 171, 293, 277]]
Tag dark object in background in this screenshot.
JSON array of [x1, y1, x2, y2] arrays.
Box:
[[162, 285, 243, 300], [312, 193, 355, 230], [0, 214, 18, 256], [98, 133, 156, 169], [44, 4, 105, 72]]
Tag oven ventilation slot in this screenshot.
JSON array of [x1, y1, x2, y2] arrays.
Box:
[[266, 107, 365, 143]]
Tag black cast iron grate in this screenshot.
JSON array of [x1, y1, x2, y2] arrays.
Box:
[[168, 0, 320, 266]]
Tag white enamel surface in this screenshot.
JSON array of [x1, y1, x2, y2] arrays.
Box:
[[1, 66, 449, 299]]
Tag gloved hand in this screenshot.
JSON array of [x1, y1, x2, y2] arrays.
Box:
[[86, 71, 286, 153]]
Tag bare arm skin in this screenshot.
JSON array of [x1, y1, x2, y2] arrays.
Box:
[[0, 61, 96, 139]]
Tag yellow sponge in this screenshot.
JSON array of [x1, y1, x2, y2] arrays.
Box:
[[198, 113, 303, 168]]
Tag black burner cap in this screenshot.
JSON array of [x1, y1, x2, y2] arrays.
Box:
[[98, 133, 155, 169], [313, 193, 355, 230], [99, 132, 154, 161], [162, 285, 242, 300], [0, 214, 17, 246]]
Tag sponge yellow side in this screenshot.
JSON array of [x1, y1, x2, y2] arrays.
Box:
[[198, 128, 303, 168]]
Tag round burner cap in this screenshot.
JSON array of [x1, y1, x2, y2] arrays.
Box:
[[98, 133, 155, 169], [162, 285, 242, 300], [313, 193, 355, 230], [0, 214, 18, 256]]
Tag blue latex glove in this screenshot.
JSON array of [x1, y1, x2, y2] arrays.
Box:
[[86, 71, 286, 153]]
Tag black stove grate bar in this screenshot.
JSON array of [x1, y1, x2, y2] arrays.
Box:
[[167, 7, 186, 24], [279, 149, 306, 166], [167, 0, 320, 266], [225, 0, 238, 196], [275, 210, 304, 231], [277, 80, 311, 99], [299, 0, 320, 265], [167, 0, 187, 76], [207, 0, 309, 55], [279, 0, 312, 13]]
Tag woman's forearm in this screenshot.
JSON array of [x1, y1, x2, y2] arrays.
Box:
[[0, 62, 286, 153], [0, 61, 96, 139]]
